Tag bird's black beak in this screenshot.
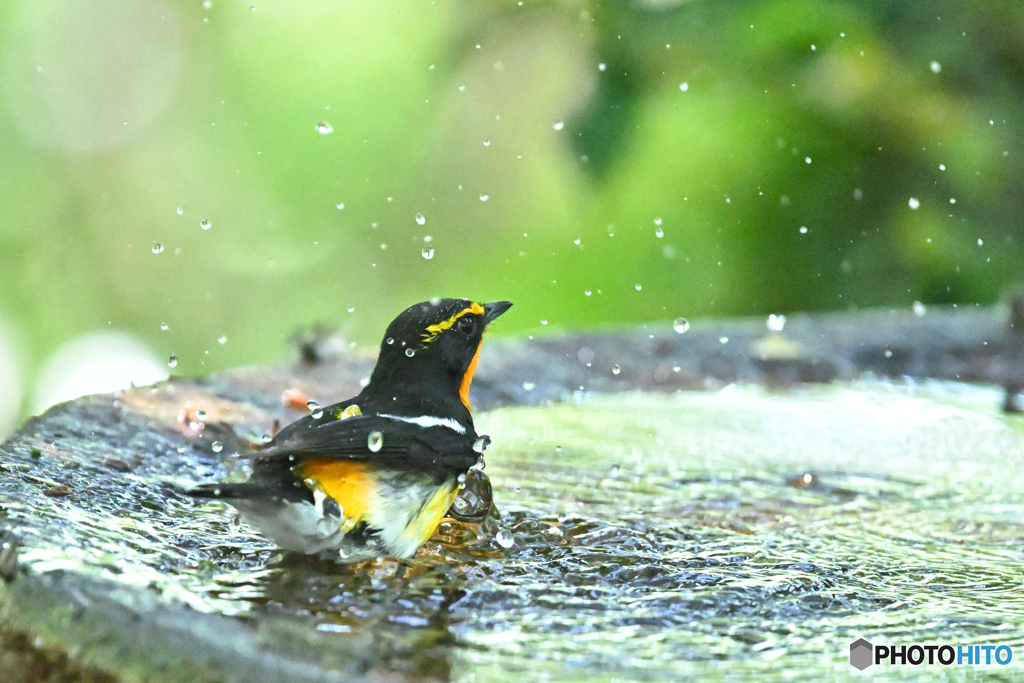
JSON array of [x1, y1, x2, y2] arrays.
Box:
[[484, 301, 513, 324]]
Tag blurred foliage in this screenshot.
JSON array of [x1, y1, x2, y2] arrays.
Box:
[[0, 0, 1023, 418]]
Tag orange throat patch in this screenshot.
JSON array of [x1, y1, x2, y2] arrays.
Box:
[[460, 340, 482, 413]]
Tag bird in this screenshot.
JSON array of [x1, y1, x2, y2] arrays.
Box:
[[189, 298, 512, 561]]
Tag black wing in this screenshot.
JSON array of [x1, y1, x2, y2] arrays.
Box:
[[189, 414, 478, 502], [261, 413, 478, 472], [266, 397, 360, 448]]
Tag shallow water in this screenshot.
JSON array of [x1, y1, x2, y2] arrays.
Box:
[[465, 383, 1024, 681], [3, 380, 1023, 681]]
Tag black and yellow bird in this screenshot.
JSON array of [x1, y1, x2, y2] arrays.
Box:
[[190, 298, 512, 561]]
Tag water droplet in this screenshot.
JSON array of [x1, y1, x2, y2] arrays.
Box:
[[306, 399, 320, 412], [719, 336, 729, 344], [655, 228, 664, 238], [152, 243, 163, 254], [540, 319, 548, 325], [405, 348, 415, 357], [194, 410, 207, 420], [884, 349, 893, 358], [908, 197, 920, 210], [679, 82, 689, 91], [479, 193, 489, 201], [553, 120, 564, 131], [212, 441, 223, 453], [160, 322, 169, 331], [767, 314, 786, 332], [482, 139, 490, 146], [386, 337, 394, 345], [347, 307, 354, 313], [635, 283, 642, 290], [673, 317, 690, 334], [805, 156, 812, 164], [495, 528, 514, 548], [168, 355, 178, 368], [473, 436, 491, 453], [555, 445, 562, 453], [367, 431, 383, 452], [612, 364, 621, 375], [654, 217, 663, 226], [573, 236, 581, 245], [336, 202, 345, 210], [584, 289, 591, 296], [913, 301, 927, 316], [799, 226, 808, 234], [315, 121, 333, 135], [930, 60, 941, 74], [423, 235, 432, 243], [522, 381, 535, 391], [938, 164, 946, 171], [853, 188, 864, 200], [422, 247, 435, 259], [598, 62, 607, 71], [262, 433, 272, 444], [415, 212, 426, 225], [218, 335, 227, 345], [977, 238, 984, 246], [176, 207, 183, 215], [200, 219, 211, 230]]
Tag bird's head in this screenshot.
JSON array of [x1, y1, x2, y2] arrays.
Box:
[[367, 298, 512, 415]]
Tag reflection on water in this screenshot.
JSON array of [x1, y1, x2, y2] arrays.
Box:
[[3, 381, 1023, 681]]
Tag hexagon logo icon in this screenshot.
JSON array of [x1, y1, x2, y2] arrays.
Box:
[[850, 638, 874, 670]]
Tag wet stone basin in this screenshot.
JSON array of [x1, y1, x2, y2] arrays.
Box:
[[0, 328, 1023, 682]]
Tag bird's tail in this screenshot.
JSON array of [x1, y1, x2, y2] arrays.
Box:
[[188, 482, 304, 501]]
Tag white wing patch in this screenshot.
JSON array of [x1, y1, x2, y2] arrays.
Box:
[[378, 413, 466, 434]]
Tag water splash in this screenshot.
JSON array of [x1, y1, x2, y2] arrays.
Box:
[[3, 382, 1023, 680]]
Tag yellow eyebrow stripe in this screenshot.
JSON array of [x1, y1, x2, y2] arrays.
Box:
[[421, 302, 484, 345]]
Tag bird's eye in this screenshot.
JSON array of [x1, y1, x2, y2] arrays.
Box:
[[457, 316, 476, 334]]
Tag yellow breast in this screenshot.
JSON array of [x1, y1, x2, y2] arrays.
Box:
[[296, 460, 374, 523], [297, 461, 457, 559], [401, 482, 460, 549]]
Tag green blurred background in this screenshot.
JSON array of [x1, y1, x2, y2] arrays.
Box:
[[0, 0, 1022, 432]]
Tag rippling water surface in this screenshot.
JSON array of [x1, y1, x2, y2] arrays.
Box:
[[4, 381, 1023, 681]]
